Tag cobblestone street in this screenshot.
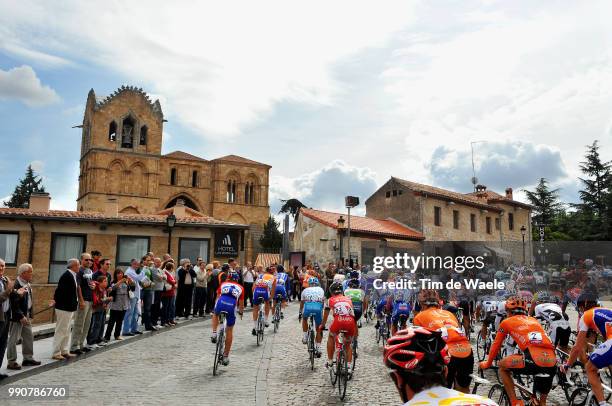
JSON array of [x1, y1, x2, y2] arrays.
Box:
[[1, 302, 581, 405]]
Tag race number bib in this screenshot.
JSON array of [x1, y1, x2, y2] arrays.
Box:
[[528, 331, 543, 344]]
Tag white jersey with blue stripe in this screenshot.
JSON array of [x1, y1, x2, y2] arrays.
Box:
[[276, 272, 289, 287], [301, 287, 325, 303]]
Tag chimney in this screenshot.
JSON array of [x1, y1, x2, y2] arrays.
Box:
[[29, 192, 50, 211], [505, 187, 513, 200], [173, 198, 186, 218], [104, 197, 118, 217], [475, 184, 487, 199]]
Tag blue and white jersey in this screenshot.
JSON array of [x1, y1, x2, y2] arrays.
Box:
[[218, 281, 244, 305], [276, 272, 289, 287], [301, 286, 325, 304], [393, 288, 411, 304]]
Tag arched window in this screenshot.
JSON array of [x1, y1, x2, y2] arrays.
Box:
[[226, 180, 236, 203], [249, 182, 255, 204], [244, 182, 249, 204], [121, 116, 136, 148], [109, 121, 117, 141], [170, 168, 177, 185], [192, 170, 198, 187], [139, 125, 147, 146]]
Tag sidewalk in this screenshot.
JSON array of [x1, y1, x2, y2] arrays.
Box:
[[0, 315, 211, 385]]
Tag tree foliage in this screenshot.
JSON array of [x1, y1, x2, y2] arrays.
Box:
[[259, 216, 283, 251], [3, 165, 46, 208], [279, 198, 307, 220]]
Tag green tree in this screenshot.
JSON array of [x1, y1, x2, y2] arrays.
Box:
[[575, 141, 611, 239], [279, 198, 307, 220], [3, 165, 46, 208], [523, 178, 563, 226], [259, 216, 283, 251]]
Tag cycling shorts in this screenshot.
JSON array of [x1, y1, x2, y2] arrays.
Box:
[[330, 315, 356, 337], [214, 296, 238, 327], [392, 302, 411, 324], [459, 300, 470, 316], [253, 288, 270, 304], [352, 302, 363, 322], [590, 338, 612, 369], [447, 351, 474, 389], [482, 312, 496, 327], [376, 298, 391, 316], [550, 326, 571, 348], [302, 302, 323, 326], [499, 349, 556, 394], [274, 286, 287, 301]]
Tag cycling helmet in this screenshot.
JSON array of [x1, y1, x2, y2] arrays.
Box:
[[276, 264, 285, 273], [329, 281, 344, 295], [383, 327, 450, 375], [347, 278, 360, 289], [505, 295, 528, 314], [418, 289, 440, 308], [307, 277, 320, 287], [576, 292, 599, 311], [221, 263, 231, 272], [349, 270, 360, 280], [228, 271, 240, 281]]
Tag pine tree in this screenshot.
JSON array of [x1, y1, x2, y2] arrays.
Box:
[[3, 165, 46, 208], [279, 198, 307, 220], [523, 178, 563, 226], [259, 216, 283, 251], [575, 141, 611, 239]]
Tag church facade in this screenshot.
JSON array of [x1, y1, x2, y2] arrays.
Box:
[[76, 85, 271, 254]]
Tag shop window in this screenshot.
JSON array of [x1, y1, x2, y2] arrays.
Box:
[[0, 232, 19, 265], [179, 238, 209, 264], [116, 236, 150, 266], [49, 233, 85, 283]]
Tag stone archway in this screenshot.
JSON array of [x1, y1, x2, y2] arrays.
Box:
[[165, 195, 199, 211]]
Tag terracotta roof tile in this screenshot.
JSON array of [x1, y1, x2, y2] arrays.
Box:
[[163, 151, 208, 162], [212, 154, 270, 167], [464, 190, 533, 209], [0, 208, 246, 228], [300, 208, 424, 240]]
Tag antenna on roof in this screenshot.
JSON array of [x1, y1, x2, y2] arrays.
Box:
[[470, 141, 485, 192]]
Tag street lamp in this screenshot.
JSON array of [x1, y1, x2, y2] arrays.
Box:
[[166, 214, 177, 255], [345, 196, 360, 268], [520, 225, 526, 264], [337, 216, 345, 264]]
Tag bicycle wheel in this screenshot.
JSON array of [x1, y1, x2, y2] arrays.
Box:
[[568, 387, 593, 406], [329, 354, 338, 385], [338, 350, 348, 400], [350, 338, 358, 374], [213, 328, 224, 376], [257, 315, 264, 346], [308, 327, 315, 371], [476, 332, 486, 361], [488, 384, 510, 406], [376, 324, 381, 344]]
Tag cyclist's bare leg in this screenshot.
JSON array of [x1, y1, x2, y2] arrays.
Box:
[[301, 318, 308, 333], [212, 314, 219, 332], [224, 326, 234, 356], [264, 301, 271, 319], [481, 322, 488, 339], [346, 336, 353, 363], [326, 334, 335, 361], [538, 393, 548, 406], [586, 360, 605, 403], [499, 365, 519, 404]]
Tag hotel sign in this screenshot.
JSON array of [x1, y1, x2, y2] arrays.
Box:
[[214, 229, 239, 257]]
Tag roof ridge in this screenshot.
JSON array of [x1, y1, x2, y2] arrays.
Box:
[[94, 85, 163, 118]]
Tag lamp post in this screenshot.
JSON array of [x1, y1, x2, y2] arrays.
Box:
[[345, 196, 360, 268], [166, 214, 176, 255], [337, 216, 345, 264], [520, 225, 526, 264]]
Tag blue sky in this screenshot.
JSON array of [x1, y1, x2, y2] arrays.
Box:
[[2, 0, 612, 215]]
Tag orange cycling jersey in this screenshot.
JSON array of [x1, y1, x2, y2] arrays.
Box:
[[579, 308, 612, 340], [413, 308, 472, 358], [486, 315, 555, 368], [255, 273, 275, 292]]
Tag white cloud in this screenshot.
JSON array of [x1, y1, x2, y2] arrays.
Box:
[[0, 65, 60, 107], [270, 160, 378, 216], [0, 0, 415, 137], [0, 40, 72, 68], [29, 160, 44, 172]]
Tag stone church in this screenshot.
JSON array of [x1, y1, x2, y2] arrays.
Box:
[[77, 85, 271, 253]]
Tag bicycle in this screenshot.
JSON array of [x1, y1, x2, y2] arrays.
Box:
[[476, 327, 494, 362], [273, 294, 282, 333], [350, 335, 358, 376], [306, 314, 317, 371], [569, 382, 612, 405], [328, 330, 350, 400], [256, 298, 265, 346], [477, 366, 554, 406], [552, 347, 587, 402], [213, 311, 227, 376], [376, 312, 391, 345]]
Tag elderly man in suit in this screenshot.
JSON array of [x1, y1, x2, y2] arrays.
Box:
[[0, 258, 14, 380], [51, 258, 80, 360], [6, 263, 40, 370]]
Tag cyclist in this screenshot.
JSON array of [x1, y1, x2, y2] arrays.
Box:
[[530, 292, 571, 353], [321, 281, 356, 369], [252, 265, 276, 335], [342, 269, 362, 291], [476, 294, 499, 340], [274, 265, 289, 319], [456, 286, 472, 338], [390, 285, 412, 336], [300, 276, 325, 357], [383, 327, 497, 405], [562, 293, 612, 406], [344, 278, 367, 329], [413, 290, 474, 394], [210, 271, 244, 365], [480, 295, 557, 406], [374, 273, 393, 330]]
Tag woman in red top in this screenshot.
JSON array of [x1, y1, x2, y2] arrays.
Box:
[[161, 262, 177, 326]]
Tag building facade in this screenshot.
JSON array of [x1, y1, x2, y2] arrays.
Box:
[[366, 177, 533, 264], [76, 86, 270, 256], [293, 208, 424, 267], [0, 194, 248, 324]]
